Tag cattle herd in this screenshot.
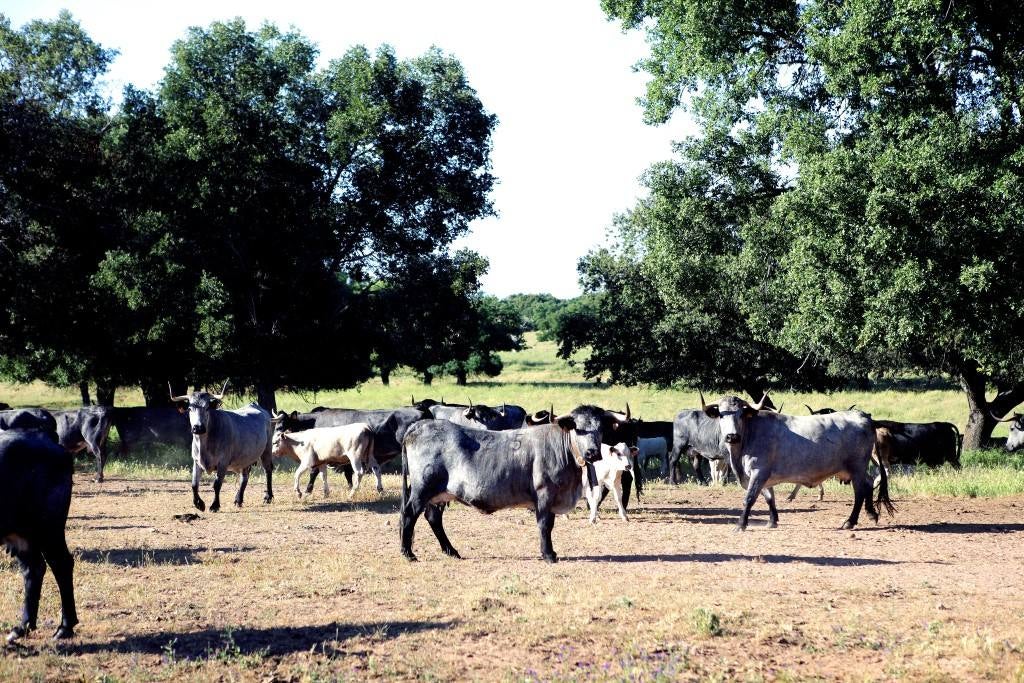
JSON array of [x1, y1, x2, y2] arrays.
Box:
[[0, 385, 1015, 645]]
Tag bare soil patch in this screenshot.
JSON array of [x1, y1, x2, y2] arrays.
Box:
[[2, 470, 1023, 681]]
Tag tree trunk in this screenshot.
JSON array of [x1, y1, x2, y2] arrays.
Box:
[[455, 368, 467, 386], [256, 380, 277, 413], [142, 378, 189, 407], [960, 364, 1024, 450], [78, 382, 91, 406], [380, 366, 391, 386], [423, 370, 433, 386], [95, 381, 116, 407]]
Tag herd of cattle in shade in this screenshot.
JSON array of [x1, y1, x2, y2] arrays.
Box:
[[1, 385, 1022, 644]]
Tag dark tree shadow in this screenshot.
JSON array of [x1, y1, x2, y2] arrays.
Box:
[[77, 546, 256, 566], [304, 497, 400, 515], [63, 620, 454, 658], [570, 553, 908, 566]]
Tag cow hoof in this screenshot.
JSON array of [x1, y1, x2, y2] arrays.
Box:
[[94, 476, 104, 484], [193, 499, 206, 512], [766, 520, 778, 529], [402, 550, 418, 562], [210, 502, 220, 513], [542, 553, 558, 564], [443, 548, 462, 559], [733, 524, 747, 533], [6, 626, 27, 644], [234, 500, 243, 508], [840, 520, 855, 530], [52, 624, 75, 640], [263, 495, 273, 504]]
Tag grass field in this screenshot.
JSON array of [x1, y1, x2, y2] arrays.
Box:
[[3, 335, 1024, 681]]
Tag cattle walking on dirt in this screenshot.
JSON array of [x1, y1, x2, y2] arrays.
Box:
[[271, 419, 377, 499], [582, 442, 636, 523], [170, 384, 274, 512], [400, 405, 612, 563], [0, 431, 77, 643]]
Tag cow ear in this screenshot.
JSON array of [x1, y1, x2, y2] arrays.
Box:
[[703, 405, 720, 419], [463, 407, 474, 419], [556, 416, 576, 432], [176, 404, 187, 415], [629, 446, 639, 456], [742, 406, 758, 419], [210, 399, 222, 410], [290, 411, 298, 420]]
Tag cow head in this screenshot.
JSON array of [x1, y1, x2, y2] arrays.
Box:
[[602, 442, 637, 473], [170, 381, 228, 436], [526, 409, 553, 426], [701, 391, 770, 447], [600, 404, 638, 447], [993, 411, 1024, 452], [461, 404, 504, 430], [563, 405, 610, 463]]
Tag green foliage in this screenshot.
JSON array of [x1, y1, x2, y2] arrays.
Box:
[[599, 0, 1024, 441], [505, 293, 573, 341], [0, 14, 497, 405]]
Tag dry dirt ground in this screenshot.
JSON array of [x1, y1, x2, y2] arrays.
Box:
[[2, 467, 1024, 682]]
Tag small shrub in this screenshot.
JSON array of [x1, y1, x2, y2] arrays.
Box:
[[690, 608, 722, 637]]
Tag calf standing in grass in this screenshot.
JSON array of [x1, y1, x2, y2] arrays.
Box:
[[581, 442, 636, 523], [271, 421, 377, 499]]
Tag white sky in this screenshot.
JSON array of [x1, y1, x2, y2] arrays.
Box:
[[3, 0, 694, 298]]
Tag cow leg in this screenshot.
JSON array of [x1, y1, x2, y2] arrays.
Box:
[[859, 474, 879, 523], [210, 466, 226, 513], [42, 538, 77, 639], [400, 495, 425, 562], [786, 484, 802, 502], [8, 547, 45, 642], [842, 478, 866, 530], [611, 479, 629, 522], [340, 463, 354, 488], [234, 465, 251, 507], [536, 506, 558, 563], [761, 486, 779, 528], [587, 486, 600, 524], [371, 456, 383, 494], [320, 465, 330, 497], [737, 470, 769, 531], [191, 461, 206, 512], [294, 460, 310, 498], [93, 440, 107, 483], [262, 458, 274, 504], [305, 467, 319, 495], [424, 503, 461, 558], [348, 459, 365, 500], [619, 471, 632, 509]]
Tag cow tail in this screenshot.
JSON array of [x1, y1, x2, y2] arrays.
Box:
[[400, 441, 409, 528], [874, 450, 897, 517], [952, 424, 962, 467]]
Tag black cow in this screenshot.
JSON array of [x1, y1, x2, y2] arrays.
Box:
[[110, 407, 191, 459], [400, 405, 614, 563], [866, 419, 960, 468], [0, 408, 58, 441], [54, 406, 114, 482], [420, 399, 528, 430], [0, 431, 77, 642]]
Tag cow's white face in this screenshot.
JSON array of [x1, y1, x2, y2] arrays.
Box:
[[184, 393, 221, 435], [1008, 417, 1024, 452], [603, 443, 635, 473]]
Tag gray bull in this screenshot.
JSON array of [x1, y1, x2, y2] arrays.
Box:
[[0, 409, 57, 440], [54, 407, 114, 482], [994, 411, 1024, 452], [702, 394, 895, 530], [170, 384, 274, 512], [668, 409, 728, 484], [400, 405, 608, 563]]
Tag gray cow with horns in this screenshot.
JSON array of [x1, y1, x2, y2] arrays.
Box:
[[400, 405, 612, 563], [169, 382, 274, 512], [701, 392, 895, 530]]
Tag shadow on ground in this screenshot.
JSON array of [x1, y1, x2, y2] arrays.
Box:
[[570, 553, 906, 566], [64, 620, 453, 658], [895, 522, 1024, 534], [77, 546, 257, 566]]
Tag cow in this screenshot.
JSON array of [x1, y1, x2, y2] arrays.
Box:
[[414, 397, 528, 431], [273, 406, 431, 492], [668, 409, 730, 485], [701, 393, 895, 530], [992, 411, 1024, 452], [805, 404, 856, 415], [871, 419, 961, 468], [0, 402, 10, 410], [636, 436, 668, 476], [0, 408, 58, 440], [0, 431, 77, 642], [581, 442, 636, 524], [169, 384, 274, 513], [53, 406, 114, 482], [270, 421, 377, 499], [400, 405, 615, 563], [110, 406, 191, 457]]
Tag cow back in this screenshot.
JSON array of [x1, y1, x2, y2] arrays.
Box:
[[0, 431, 73, 537]]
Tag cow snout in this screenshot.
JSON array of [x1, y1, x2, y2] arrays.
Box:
[[724, 433, 739, 444], [191, 424, 206, 435]]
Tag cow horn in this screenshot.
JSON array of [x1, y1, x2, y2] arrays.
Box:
[[991, 411, 1019, 423], [848, 404, 857, 411], [749, 391, 770, 411], [411, 395, 415, 406], [625, 403, 631, 421], [468, 398, 473, 408], [502, 402, 506, 415], [699, 390, 707, 410], [213, 380, 229, 401], [270, 411, 285, 423], [168, 383, 189, 403], [805, 404, 814, 414], [550, 404, 554, 424], [776, 403, 785, 413]]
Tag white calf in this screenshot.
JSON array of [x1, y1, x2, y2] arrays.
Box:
[[271, 423, 377, 499], [636, 437, 668, 477], [581, 443, 636, 524]]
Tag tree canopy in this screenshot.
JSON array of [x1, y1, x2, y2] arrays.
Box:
[[0, 14, 500, 408], [598, 0, 1024, 446]]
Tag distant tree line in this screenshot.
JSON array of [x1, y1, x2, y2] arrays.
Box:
[[0, 12, 522, 408]]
